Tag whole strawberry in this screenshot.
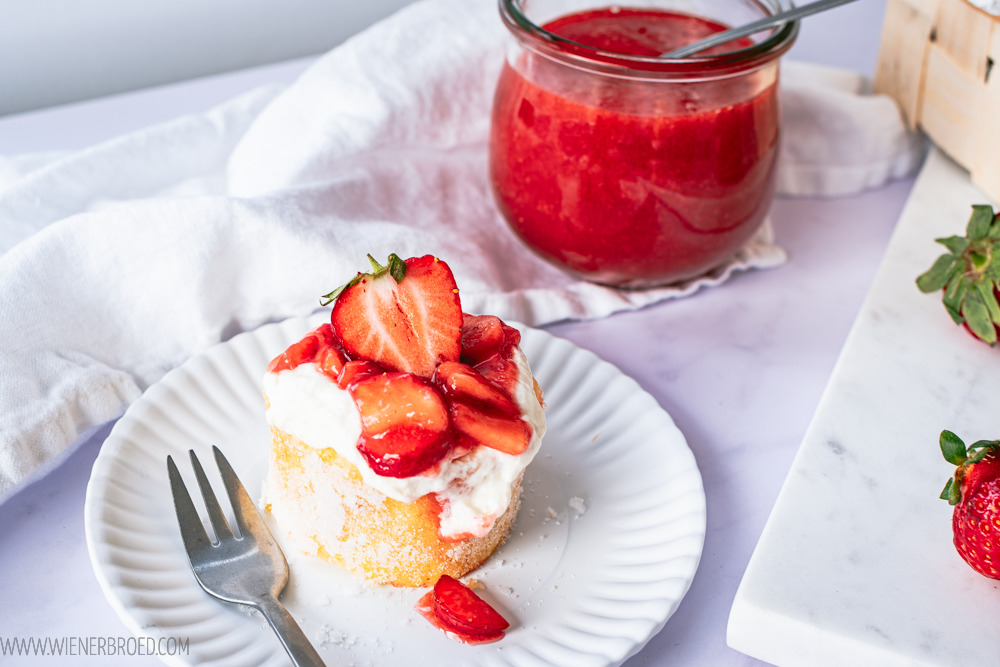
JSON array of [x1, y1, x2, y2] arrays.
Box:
[[939, 430, 1000, 579], [916, 205, 1000, 345]]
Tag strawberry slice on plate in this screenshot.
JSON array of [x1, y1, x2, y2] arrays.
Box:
[[415, 575, 510, 643], [433, 575, 510, 641], [323, 254, 463, 377]]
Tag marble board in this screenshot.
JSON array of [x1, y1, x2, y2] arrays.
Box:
[[727, 148, 1000, 666]]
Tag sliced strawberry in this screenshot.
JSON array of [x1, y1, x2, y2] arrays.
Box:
[[460, 314, 504, 365], [460, 314, 521, 366], [432, 575, 509, 641], [357, 427, 451, 478], [351, 372, 451, 477], [336, 359, 384, 389], [352, 373, 449, 433], [414, 590, 505, 644], [473, 355, 521, 398], [313, 322, 338, 347], [267, 326, 324, 373], [449, 402, 531, 456], [326, 254, 463, 377], [315, 345, 347, 381], [433, 361, 518, 417]]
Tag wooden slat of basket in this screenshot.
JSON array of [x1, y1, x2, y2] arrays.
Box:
[[874, 0, 939, 128], [970, 31, 1000, 199], [921, 43, 984, 167], [935, 0, 994, 79]]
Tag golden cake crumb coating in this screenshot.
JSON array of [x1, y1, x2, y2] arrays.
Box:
[[265, 425, 522, 587]]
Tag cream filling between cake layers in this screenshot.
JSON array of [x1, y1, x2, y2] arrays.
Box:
[[262, 347, 546, 540]]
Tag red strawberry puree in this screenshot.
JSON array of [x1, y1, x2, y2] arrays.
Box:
[[489, 7, 785, 287]]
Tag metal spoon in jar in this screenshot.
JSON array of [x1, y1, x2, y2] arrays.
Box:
[[660, 0, 861, 58]]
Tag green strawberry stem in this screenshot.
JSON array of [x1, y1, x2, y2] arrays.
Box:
[[320, 253, 408, 306], [916, 205, 1000, 344], [939, 429, 1000, 505]]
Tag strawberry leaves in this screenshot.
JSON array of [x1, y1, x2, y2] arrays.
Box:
[[916, 205, 1000, 344], [319, 253, 408, 306], [939, 429, 1000, 505]]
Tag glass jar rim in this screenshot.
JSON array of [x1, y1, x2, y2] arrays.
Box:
[[498, 0, 799, 78]]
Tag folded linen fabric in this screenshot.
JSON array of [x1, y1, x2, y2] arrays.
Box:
[[0, 0, 924, 502]]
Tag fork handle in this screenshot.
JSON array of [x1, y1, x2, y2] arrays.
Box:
[[257, 595, 326, 667]]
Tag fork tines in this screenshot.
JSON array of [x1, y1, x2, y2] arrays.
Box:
[[167, 446, 263, 551]]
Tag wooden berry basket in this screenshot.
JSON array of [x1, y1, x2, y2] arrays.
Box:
[[874, 0, 1000, 200]]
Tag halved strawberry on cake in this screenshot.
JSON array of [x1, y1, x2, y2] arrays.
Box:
[[261, 254, 545, 587]]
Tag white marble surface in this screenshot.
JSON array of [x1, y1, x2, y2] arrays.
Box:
[[728, 149, 1000, 666], [0, 2, 919, 665]]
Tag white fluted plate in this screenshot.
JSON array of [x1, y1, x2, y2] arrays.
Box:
[[85, 314, 705, 666]]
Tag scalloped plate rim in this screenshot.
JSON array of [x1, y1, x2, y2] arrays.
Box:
[[84, 314, 706, 666]]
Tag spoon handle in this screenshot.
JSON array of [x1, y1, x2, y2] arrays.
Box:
[[660, 0, 860, 59]]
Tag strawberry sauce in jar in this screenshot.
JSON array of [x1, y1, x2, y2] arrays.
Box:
[[489, 1, 797, 287]]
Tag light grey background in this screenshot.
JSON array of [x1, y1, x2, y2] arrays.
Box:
[[1, 0, 886, 117], [0, 0, 414, 116]]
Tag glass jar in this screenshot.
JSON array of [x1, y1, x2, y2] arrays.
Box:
[[488, 0, 798, 288]]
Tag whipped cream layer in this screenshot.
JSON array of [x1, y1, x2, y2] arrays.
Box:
[[262, 347, 545, 539]]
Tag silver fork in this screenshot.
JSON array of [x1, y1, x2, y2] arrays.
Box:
[[167, 446, 325, 667]]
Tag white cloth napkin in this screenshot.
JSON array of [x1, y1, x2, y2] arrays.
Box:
[[0, 0, 924, 502]]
